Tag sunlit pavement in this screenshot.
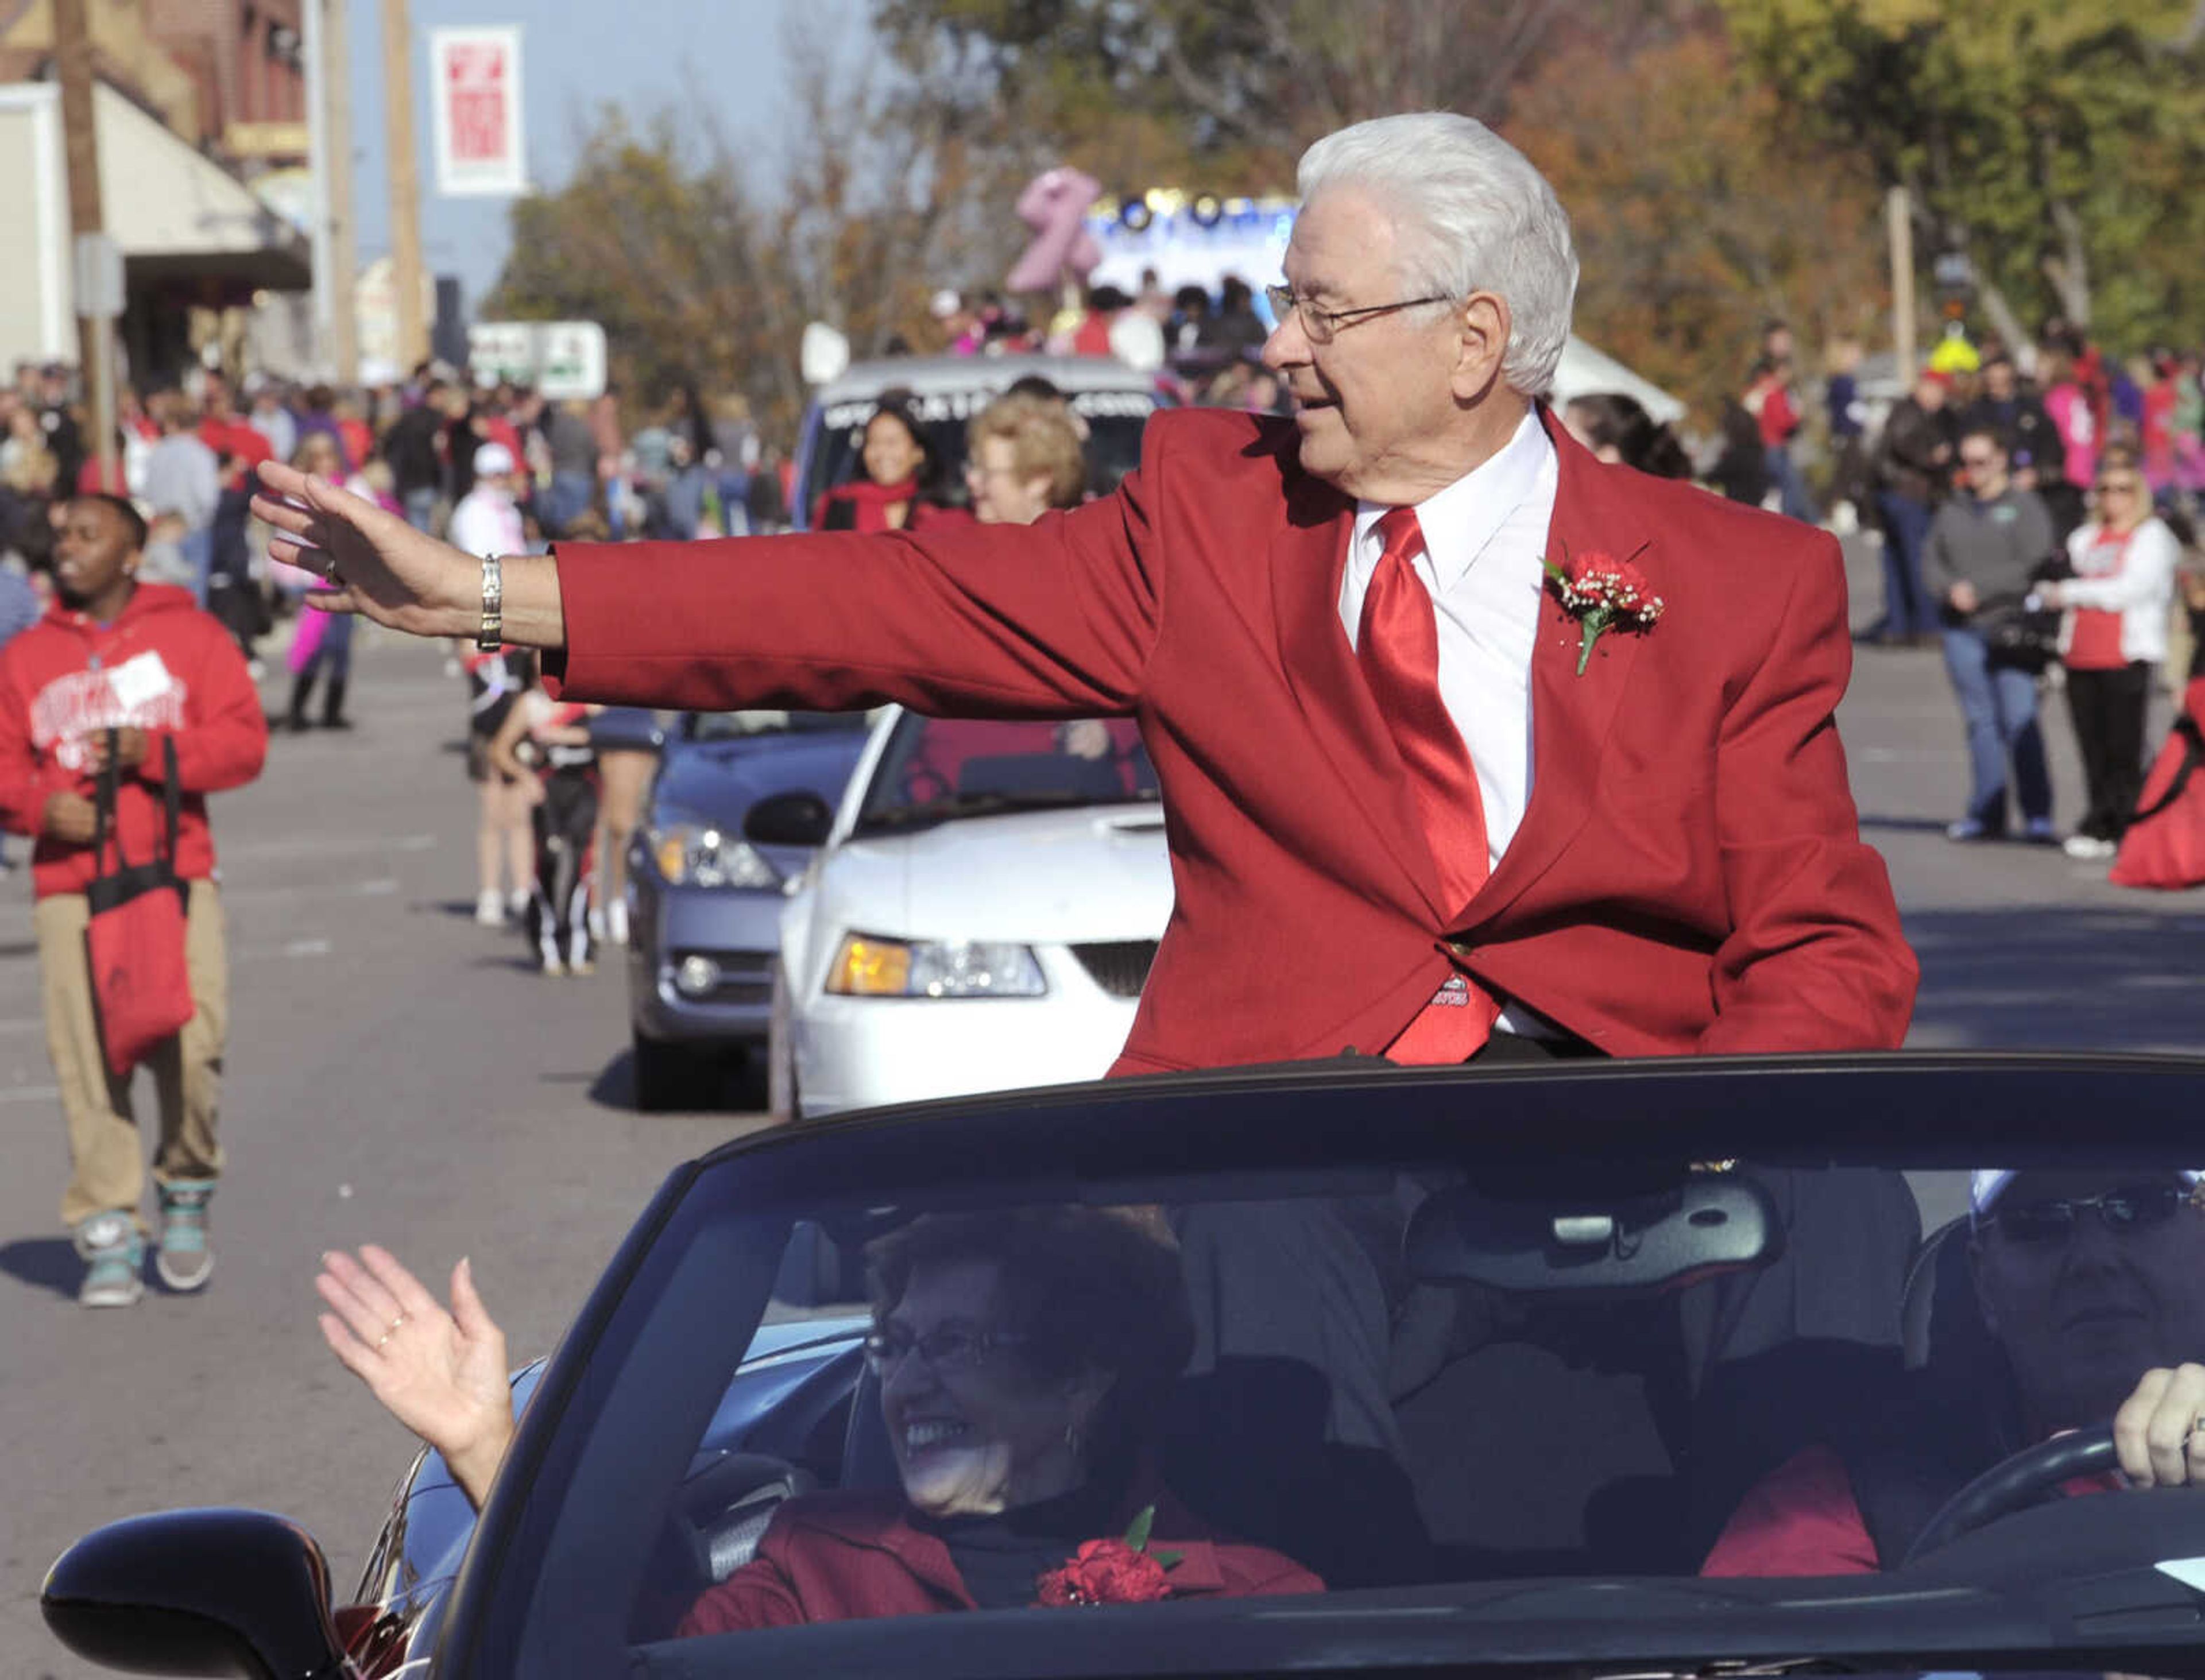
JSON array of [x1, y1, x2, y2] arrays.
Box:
[[0, 577, 2198, 1674]]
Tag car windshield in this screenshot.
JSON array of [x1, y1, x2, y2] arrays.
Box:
[[687, 710, 872, 742], [476, 1062, 2205, 1680], [853, 712, 1157, 835], [802, 385, 1157, 521]]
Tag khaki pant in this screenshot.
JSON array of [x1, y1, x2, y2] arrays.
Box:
[[37, 879, 227, 1230]]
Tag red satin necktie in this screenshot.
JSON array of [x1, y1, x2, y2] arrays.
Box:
[[1357, 507, 1502, 1063]]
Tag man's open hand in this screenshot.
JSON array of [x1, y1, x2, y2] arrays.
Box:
[[250, 462, 479, 638], [41, 791, 98, 846]]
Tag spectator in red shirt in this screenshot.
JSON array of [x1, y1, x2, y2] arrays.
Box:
[[1742, 355, 1819, 525], [1704, 1167, 2205, 1576]]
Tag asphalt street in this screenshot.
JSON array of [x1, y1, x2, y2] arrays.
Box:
[[2, 554, 2201, 1675]]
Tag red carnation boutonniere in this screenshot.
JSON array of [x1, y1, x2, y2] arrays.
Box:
[[1035, 1505, 1183, 1607], [1542, 541, 1664, 675]]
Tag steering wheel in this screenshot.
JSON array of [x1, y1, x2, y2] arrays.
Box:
[[1903, 1423, 2117, 1564]]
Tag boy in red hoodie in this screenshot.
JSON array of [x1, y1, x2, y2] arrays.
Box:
[[0, 494, 268, 1306]]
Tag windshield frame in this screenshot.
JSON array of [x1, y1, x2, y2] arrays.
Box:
[[443, 1052, 2205, 1679]]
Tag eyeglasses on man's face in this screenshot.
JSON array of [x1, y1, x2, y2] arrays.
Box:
[[1982, 1181, 2194, 1246], [1264, 284, 1454, 346]]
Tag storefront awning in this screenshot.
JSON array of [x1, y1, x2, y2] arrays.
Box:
[[96, 82, 310, 291]]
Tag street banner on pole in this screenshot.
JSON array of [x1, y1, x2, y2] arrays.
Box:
[[428, 26, 525, 197]]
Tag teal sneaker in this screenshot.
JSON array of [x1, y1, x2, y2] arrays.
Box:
[[74, 1211, 146, 1308], [155, 1179, 216, 1292]]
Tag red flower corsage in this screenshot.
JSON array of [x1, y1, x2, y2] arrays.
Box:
[[1036, 1506, 1182, 1607], [1543, 541, 1664, 674]]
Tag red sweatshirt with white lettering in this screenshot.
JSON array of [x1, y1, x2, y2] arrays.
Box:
[[0, 583, 269, 898]]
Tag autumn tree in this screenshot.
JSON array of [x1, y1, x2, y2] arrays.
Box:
[[1508, 28, 1888, 421], [871, 0, 1669, 184], [486, 25, 1034, 438], [1719, 0, 2205, 351]]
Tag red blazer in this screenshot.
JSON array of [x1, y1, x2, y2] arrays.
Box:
[[677, 1489, 1322, 1633], [547, 407, 1916, 1069]]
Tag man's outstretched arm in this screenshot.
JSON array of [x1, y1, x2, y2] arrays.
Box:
[[253, 444, 1166, 720]]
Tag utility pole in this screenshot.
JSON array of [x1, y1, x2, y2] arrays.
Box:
[[381, 0, 427, 371], [1886, 185, 1917, 385], [304, 0, 333, 374], [52, 0, 117, 489], [326, 0, 359, 382]]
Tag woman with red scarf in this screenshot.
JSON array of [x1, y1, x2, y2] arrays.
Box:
[[813, 401, 954, 532]]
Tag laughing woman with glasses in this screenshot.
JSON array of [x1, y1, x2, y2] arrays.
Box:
[[2034, 449, 2182, 860], [314, 1209, 1320, 1635]]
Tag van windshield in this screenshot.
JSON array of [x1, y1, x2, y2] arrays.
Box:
[[799, 385, 1158, 525]]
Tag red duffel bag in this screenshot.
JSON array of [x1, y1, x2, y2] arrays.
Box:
[[2110, 676, 2205, 892], [84, 730, 195, 1077]]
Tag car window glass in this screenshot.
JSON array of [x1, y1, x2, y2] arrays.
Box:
[[856, 713, 1156, 829]]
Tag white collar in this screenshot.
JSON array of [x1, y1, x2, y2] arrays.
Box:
[[1352, 410, 1554, 591]]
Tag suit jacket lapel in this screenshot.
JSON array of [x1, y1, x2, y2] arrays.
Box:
[[1268, 470, 1446, 920], [1458, 409, 1647, 933]]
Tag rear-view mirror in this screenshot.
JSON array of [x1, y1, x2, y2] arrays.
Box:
[[1406, 1171, 1781, 1296], [744, 791, 834, 848]]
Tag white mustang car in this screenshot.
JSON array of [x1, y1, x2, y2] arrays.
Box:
[[750, 707, 1172, 1118]]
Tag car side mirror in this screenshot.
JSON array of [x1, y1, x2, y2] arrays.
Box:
[[1405, 1171, 1781, 1296], [42, 1508, 347, 1678], [744, 790, 834, 849]]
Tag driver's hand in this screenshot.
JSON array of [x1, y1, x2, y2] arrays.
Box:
[[2113, 1363, 2205, 1488], [316, 1245, 515, 1510], [251, 462, 479, 639]]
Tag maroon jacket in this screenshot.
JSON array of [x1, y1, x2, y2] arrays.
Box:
[[677, 1489, 1322, 1634], [546, 407, 1915, 1071]]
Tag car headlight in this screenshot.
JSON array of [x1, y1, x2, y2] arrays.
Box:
[[826, 935, 1047, 998], [649, 823, 780, 890]]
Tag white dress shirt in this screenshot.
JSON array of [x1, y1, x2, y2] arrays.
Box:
[[1340, 409, 1560, 1038]]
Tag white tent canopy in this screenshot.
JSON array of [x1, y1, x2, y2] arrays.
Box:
[[1549, 335, 1687, 426]]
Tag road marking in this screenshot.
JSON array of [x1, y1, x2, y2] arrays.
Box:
[[219, 876, 401, 904], [220, 833, 436, 861], [233, 936, 336, 962]]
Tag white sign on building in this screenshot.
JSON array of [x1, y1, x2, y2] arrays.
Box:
[[467, 320, 606, 399], [429, 26, 526, 198]]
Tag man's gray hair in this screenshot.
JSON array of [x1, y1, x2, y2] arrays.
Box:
[[1297, 112, 1578, 397]]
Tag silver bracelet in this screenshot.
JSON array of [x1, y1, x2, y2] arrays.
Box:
[[477, 553, 504, 652]]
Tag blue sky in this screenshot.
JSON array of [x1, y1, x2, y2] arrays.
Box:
[[342, 0, 803, 311]]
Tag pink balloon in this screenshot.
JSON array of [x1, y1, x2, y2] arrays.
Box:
[[1006, 167, 1105, 293]]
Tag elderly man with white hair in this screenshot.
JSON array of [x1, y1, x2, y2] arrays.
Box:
[[255, 112, 1916, 1067]]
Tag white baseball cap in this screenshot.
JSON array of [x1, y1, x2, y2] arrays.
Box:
[[473, 442, 517, 477], [1971, 1168, 2204, 1220]]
